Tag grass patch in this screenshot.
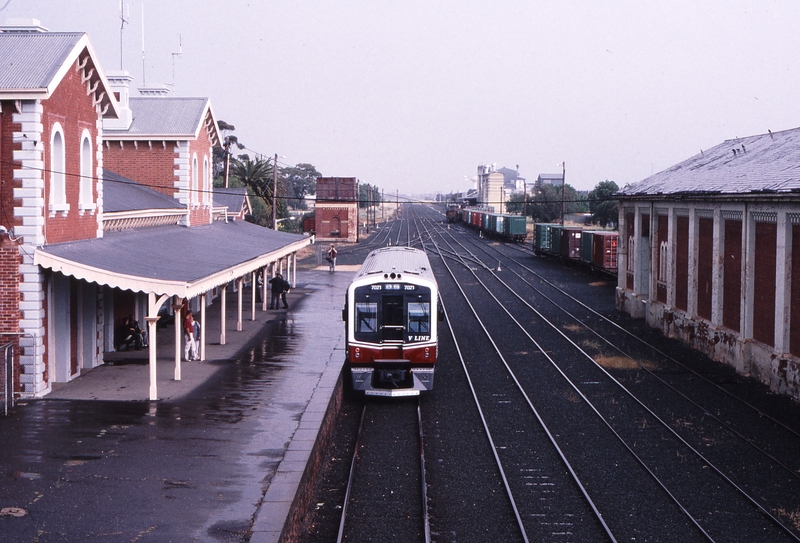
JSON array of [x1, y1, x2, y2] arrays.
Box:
[[594, 355, 657, 371]]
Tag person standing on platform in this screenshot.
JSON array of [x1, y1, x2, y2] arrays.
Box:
[[327, 245, 337, 272], [269, 273, 290, 310], [183, 310, 198, 361]]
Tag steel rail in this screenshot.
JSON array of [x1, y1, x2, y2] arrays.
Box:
[[460, 232, 800, 483], [499, 237, 800, 441], [417, 398, 431, 543], [428, 212, 799, 541], [336, 403, 367, 543]]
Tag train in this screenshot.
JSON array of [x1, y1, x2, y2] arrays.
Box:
[[459, 208, 527, 242], [532, 223, 619, 275], [343, 246, 441, 397], [445, 205, 461, 223]]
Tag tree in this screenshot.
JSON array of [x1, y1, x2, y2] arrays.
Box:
[[588, 180, 619, 228], [230, 157, 274, 226], [505, 192, 526, 214], [359, 183, 382, 209], [283, 163, 321, 210], [521, 181, 588, 222], [213, 120, 248, 190]]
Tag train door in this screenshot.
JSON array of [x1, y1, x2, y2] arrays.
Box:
[[381, 295, 404, 341]]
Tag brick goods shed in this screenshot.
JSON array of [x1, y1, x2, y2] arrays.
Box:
[[617, 127, 800, 400]]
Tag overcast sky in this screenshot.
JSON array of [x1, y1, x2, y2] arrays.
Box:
[[3, 1, 799, 195]]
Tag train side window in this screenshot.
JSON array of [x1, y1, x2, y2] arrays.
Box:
[[355, 302, 377, 332], [408, 302, 430, 334]]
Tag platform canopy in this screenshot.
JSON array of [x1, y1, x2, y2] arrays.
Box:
[[34, 220, 311, 299]]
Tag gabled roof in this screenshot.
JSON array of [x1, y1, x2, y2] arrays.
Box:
[[213, 187, 250, 215], [103, 171, 184, 213], [34, 221, 311, 299], [620, 126, 800, 197], [103, 97, 220, 145], [0, 31, 118, 118]]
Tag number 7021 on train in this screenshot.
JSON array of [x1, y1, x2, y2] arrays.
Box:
[[342, 246, 442, 397]]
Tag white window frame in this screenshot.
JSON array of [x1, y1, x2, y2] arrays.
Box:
[[78, 129, 96, 214], [191, 154, 199, 206], [49, 123, 69, 216], [203, 156, 210, 206]]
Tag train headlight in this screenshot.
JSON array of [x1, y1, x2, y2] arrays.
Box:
[[354, 347, 361, 358], [424, 347, 430, 358]]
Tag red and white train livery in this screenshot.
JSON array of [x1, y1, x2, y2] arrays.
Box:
[[343, 246, 440, 397]]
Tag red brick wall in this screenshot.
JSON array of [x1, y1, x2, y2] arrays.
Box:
[[104, 141, 178, 197], [0, 238, 21, 391], [0, 101, 19, 232], [317, 178, 357, 201], [316, 205, 357, 241], [104, 113, 215, 227], [42, 60, 101, 244], [187, 131, 213, 226]]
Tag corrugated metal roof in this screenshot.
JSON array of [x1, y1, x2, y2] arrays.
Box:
[[104, 97, 209, 138], [620, 126, 800, 197], [0, 32, 85, 90], [103, 171, 184, 212], [213, 187, 248, 213], [35, 221, 310, 297]]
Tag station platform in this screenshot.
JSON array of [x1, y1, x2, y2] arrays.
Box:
[[40, 265, 361, 543]]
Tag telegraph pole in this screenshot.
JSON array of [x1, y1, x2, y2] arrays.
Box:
[[272, 153, 278, 230], [560, 161, 566, 224]]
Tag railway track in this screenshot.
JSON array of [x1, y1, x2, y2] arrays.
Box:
[[336, 398, 429, 543], [297, 204, 800, 542], [408, 204, 800, 541]]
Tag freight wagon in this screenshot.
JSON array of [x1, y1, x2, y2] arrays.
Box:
[[459, 208, 527, 242], [533, 223, 619, 276]]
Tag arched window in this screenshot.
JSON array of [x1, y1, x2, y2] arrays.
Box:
[[658, 240, 669, 282], [49, 123, 69, 216], [191, 154, 199, 206], [203, 157, 210, 205], [79, 130, 95, 213]]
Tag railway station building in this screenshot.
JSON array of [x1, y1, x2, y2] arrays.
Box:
[[617, 126, 800, 400], [0, 22, 312, 402]]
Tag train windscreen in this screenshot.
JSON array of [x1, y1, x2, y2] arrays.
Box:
[[353, 284, 432, 343]]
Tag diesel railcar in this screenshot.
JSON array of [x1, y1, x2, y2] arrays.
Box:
[[343, 246, 441, 397]]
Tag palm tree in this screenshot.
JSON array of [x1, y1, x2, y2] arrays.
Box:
[[230, 157, 274, 226]]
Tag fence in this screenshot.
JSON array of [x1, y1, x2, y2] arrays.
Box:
[[1, 343, 13, 416]]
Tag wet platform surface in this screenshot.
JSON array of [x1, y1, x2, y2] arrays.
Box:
[[0, 266, 360, 543]]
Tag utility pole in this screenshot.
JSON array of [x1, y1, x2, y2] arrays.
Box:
[[560, 161, 566, 225], [272, 153, 278, 230], [223, 138, 231, 188]]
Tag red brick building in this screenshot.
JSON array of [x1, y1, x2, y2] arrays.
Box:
[[102, 72, 219, 227], [617, 127, 800, 400], [0, 22, 312, 402], [0, 25, 119, 395], [315, 177, 358, 242]]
